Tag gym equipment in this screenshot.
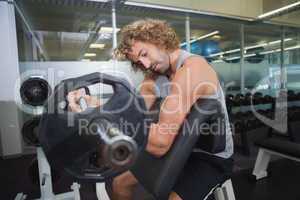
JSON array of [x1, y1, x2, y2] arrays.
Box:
[[226, 94, 234, 112], [17, 61, 144, 155], [242, 92, 251, 105], [15, 147, 81, 200], [252, 138, 300, 180], [131, 98, 227, 199], [252, 92, 263, 105], [18, 76, 51, 155], [27, 157, 61, 186], [39, 72, 148, 181], [21, 117, 41, 146], [20, 77, 52, 106], [36, 72, 235, 199], [233, 93, 245, 106]]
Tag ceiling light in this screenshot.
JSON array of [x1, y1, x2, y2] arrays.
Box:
[[209, 38, 293, 58], [248, 45, 299, 56], [212, 35, 221, 39], [210, 52, 224, 57], [195, 31, 219, 41], [226, 53, 256, 61], [226, 56, 240, 61], [225, 48, 240, 54], [260, 49, 281, 55], [90, 43, 106, 49], [180, 31, 219, 47], [212, 60, 224, 63], [268, 38, 293, 45], [99, 27, 120, 34], [244, 53, 256, 58], [259, 50, 275, 55], [258, 1, 300, 19], [284, 45, 300, 51], [86, 0, 110, 2], [245, 43, 268, 50], [84, 53, 97, 57]]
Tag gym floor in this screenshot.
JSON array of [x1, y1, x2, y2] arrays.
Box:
[[1, 152, 300, 200]]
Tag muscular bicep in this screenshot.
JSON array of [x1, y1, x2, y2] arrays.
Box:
[[158, 57, 219, 133]]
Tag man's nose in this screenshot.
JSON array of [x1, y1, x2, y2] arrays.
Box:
[[139, 58, 151, 69]]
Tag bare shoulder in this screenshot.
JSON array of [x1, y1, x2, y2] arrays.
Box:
[[184, 56, 216, 75], [173, 56, 219, 96], [174, 56, 218, 80]]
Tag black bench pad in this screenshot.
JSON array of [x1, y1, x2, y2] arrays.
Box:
[[255, 138, 300, 158]]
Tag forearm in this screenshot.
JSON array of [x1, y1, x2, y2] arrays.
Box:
[[146, 97, 187, 157]]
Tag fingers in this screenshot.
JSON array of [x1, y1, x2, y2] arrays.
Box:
[[67, 90, 80, 104], [67, 90, 85, 112], [67, 90, 101, 112], [83, 95, 101, 107], [68, 102, 83, 112]]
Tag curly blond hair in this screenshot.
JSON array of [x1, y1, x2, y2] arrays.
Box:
[[114, 19, 180, 72]]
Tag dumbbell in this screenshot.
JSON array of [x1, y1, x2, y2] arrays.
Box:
[[243, 92, 252, 105], [252, 92, 263, 105], [233, 120, 244, 134], [21, 117, 41, 146], [20, 77, 52, 106], [233, 93, 245, 106], [226, 94, 234, 108]]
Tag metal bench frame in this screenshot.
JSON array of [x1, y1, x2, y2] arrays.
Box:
[[252, 147, 300, 180], [96, 179, 236, 200]]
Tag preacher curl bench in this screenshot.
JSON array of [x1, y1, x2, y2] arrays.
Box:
[[16, 72, 235, 200]]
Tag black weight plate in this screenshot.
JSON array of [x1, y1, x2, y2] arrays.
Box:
[[20, 77, 51, 106], [22, 117, 41, 146]]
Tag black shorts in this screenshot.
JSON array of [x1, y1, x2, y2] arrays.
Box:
[[173, 152, 234, 200]]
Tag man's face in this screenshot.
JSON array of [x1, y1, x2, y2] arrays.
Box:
[[128, 41, 170, 74]]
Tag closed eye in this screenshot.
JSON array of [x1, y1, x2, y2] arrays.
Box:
[[141, 52, 147, 57]]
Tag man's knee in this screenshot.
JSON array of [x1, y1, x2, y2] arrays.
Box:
[[112, 171, 138, 190], [168, 192, 183, 200]]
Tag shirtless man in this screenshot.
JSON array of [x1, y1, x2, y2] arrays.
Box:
[[68, 19, 233, 200]]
